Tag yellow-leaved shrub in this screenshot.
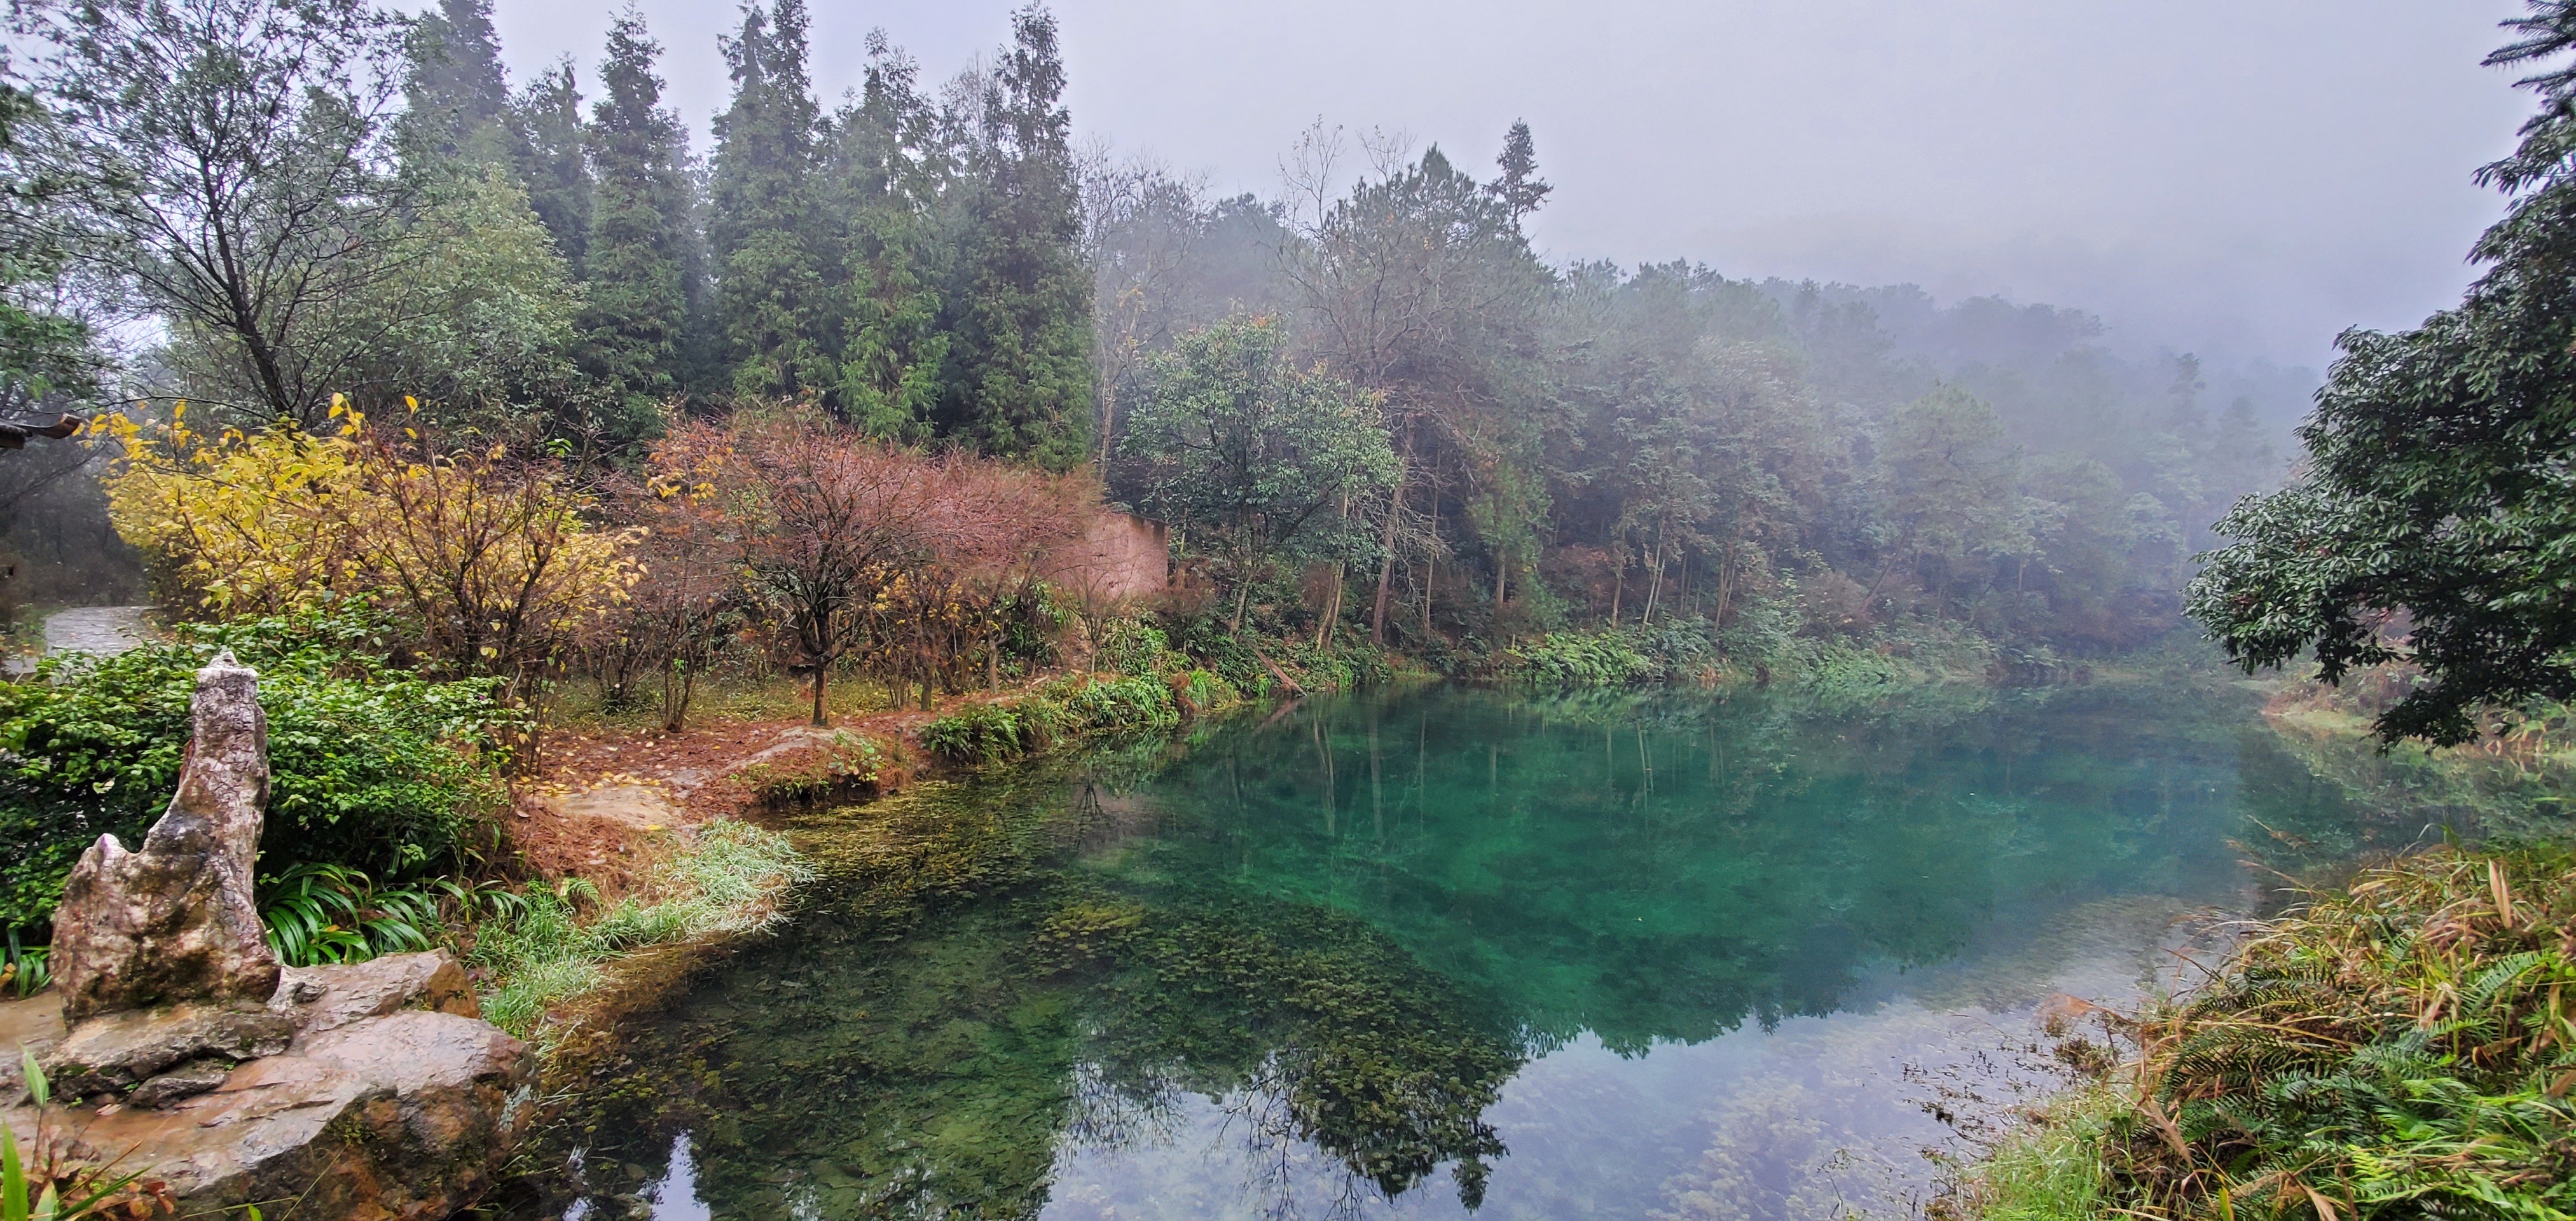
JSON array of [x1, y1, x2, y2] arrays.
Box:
[[102, 403, 638, 699]]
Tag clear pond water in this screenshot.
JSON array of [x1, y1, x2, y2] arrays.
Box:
[[538, 679, 2419, 1221]]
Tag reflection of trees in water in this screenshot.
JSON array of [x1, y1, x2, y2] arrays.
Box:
[[537, 827, 1520, 1220], [1134, 682, 2275, 1056], [534, 678, 2326, 1220]]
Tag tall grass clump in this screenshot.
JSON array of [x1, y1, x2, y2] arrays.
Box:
[[1943, 1087, 2123, 1221], [2035, 845, 2576, 1221], [471, 820, 809, 1037]]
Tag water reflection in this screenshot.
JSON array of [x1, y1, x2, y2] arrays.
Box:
[[535, 680, 2382, 1221]]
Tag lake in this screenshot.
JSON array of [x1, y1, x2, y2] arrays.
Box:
[[530, 678, 2424, 1221]]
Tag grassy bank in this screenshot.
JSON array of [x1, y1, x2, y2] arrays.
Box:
[[468, 819, 810, 1038], [1950, 845, 2576, 1221]]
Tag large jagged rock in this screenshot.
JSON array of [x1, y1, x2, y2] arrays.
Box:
[[50, 652, 278, 1020], [3, 953, 535, 1221], [8, 648, 541, 1220]]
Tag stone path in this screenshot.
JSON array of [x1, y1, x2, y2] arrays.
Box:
[[44, 604, 155, 656]]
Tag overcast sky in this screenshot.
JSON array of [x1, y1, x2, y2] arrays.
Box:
[[485, 0, 2538, 371]]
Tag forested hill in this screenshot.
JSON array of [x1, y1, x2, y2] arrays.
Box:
[[0, 0, 2307, 666]]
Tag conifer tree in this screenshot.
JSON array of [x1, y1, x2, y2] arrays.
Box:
[[936, 4, 1093, 471], [402, 0, 515, 169], [829, 32, 947, 439], [707, 0, 834, 401], [1487, 119, 1550, 224], [578, 7, 698, 438], [513, 60, 593, 272]]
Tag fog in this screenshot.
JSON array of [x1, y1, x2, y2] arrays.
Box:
[[484, 0, 2531, 369]]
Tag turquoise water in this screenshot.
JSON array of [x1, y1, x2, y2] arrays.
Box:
[[541, 680, 2402, 1221]]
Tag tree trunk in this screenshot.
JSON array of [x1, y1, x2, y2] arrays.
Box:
[[1370, 434, 1414, 644], [1096, 380, 1118, 468], [988, 645, 1001, 691], [1643, 530, 1666, 624], [810, 666, 827, 728], [1609, 555, 1624, 626], [1421, 502, 1438, 640]]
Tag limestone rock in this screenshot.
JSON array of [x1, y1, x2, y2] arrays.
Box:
[[127, 1057, 231, 1108], [50, 652, 278, 1021], [298, 1011, 533, 1172], [41, 1000, 294, 1098], [270, 951, 481, 1038], [3, 1011, 534, 1220], [4, 1054, 390, 1220]]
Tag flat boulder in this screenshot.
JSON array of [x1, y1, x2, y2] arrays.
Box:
[[41, 1000, 294, 1100], [6, 1054, 388, 1220], [298, 1010, 532, 1176], [270, 951, 480, 1038], [4, 1008, 534, 1221]]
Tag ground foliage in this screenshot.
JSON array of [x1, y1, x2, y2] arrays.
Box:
[[1988, 846, 2576, 1221]]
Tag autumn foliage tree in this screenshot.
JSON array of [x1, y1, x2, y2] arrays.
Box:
[[647, 407, 1084, 726], [102, 404, 639, 711]]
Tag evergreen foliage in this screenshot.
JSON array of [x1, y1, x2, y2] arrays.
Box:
[[933, 4, 1094, 470], [514, 60, 594, 272], [2188, 1, 2576, 744], [0, 617, 517, 934], [829, 34, 949, 441], [707, 0, 834, 401], [401, 0, 516, 170], [579, 8, 700, 438]]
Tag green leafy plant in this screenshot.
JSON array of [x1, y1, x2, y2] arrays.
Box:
[[0, 611, 518, 932], [1501, 630, 1657, 687], [2075, 846, 2576, 1221], [732, 731, 889, 804], [919, 673, 1181, 764], [1, 930, 43, 998]]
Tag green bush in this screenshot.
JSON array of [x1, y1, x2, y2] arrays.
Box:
[[920, 673, 1180, 764], [919, 696, 1067, 764], [0, 614, 518, 934], [734, 730, 889, 803], [1497, 623, 1725, 688], [1499, 629, 1659, 687], [1092, 616, 1169, 677]]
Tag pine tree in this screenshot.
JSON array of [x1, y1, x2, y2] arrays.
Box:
[[828, 32, 947, 439], [578, 7, 698, 439], [1487, 120, 1550, 224], [935, 3, 1092, 471], [707, 0, 834, 401], [402, 0, 517, 169], [513, 60, 593, 272]]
